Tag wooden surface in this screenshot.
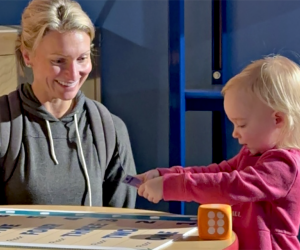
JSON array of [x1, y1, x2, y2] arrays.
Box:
[[0, 205, 238, 250], [0, 26, 20, 56], [0, 25, 101, 101], [0, 55, 18, 95]]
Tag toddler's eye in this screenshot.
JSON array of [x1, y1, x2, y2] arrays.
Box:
[[237, 125, 246, 128], [78, 57, 87, 62]]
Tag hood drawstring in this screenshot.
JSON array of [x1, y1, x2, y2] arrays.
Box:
[[74, 113, 92, 207], [46, 120, 59, 165], [45, 115, 92, 207]]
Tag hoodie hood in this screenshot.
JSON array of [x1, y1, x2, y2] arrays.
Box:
[[18, 83, 86, 122]]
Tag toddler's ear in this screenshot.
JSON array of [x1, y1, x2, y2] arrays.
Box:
[[273, 111, 285, 127]]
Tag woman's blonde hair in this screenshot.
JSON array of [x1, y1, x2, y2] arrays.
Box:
[[222, 55, 300, 150], [15, 0, 95, 74]]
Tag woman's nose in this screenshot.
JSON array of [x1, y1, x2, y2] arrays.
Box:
[[64, 62, 80, 81]]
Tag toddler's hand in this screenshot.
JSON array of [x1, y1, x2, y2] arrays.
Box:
[[138, 176, 163, 203], [135, 169, 160, 183]]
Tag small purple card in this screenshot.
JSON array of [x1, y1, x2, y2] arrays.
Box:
[[122, 174, 142, 188]]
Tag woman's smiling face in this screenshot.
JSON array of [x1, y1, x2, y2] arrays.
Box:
[[23, 29, 92, 102]]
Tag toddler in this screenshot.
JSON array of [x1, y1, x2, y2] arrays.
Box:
[[136, 55, 300, 250]]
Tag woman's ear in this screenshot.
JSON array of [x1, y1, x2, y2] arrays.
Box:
[[21, 49, 32, 67], [273, 111, 285, 128]]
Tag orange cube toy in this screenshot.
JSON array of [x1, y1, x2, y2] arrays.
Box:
[[197, 204, 232, 240]]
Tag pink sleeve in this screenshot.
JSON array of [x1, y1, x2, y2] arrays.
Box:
[[163, 149, 298, 205], [157, 147, 243, 176]]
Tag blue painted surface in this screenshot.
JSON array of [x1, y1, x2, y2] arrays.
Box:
[[168, 0, 237, 215], [168, 0, 186, 215], [224, 0, 300, 80]]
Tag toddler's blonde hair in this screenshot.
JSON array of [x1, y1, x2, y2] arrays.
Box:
[[222, 55, 300, 150]]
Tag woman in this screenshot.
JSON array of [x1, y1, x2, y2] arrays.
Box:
[[0, 0, 137, 207]]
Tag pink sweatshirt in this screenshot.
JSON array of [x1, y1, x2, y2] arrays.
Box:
[[158, 147, 300, 250]]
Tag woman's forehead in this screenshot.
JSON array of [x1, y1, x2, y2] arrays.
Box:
[[36, 30, 91, 55]]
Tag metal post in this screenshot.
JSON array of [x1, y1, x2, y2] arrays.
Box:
[[168, 0, 186, 215]]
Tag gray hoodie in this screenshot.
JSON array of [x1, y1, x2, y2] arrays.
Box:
[[0, 83, 137, 207]]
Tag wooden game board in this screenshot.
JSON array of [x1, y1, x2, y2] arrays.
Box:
[[0, 208, 198, 250]]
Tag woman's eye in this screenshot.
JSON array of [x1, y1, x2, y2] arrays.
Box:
[[237, 125, 246, 128], [51, 59, 64, 64]]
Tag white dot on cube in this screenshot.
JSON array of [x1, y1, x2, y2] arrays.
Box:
[[217, 219, 225, 226], [208, 227, 215, 234], [208, 219, 215, 227], [217, 212, 224, 218], [217, 227, 225, 235], [208, 211, 215, 219]]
